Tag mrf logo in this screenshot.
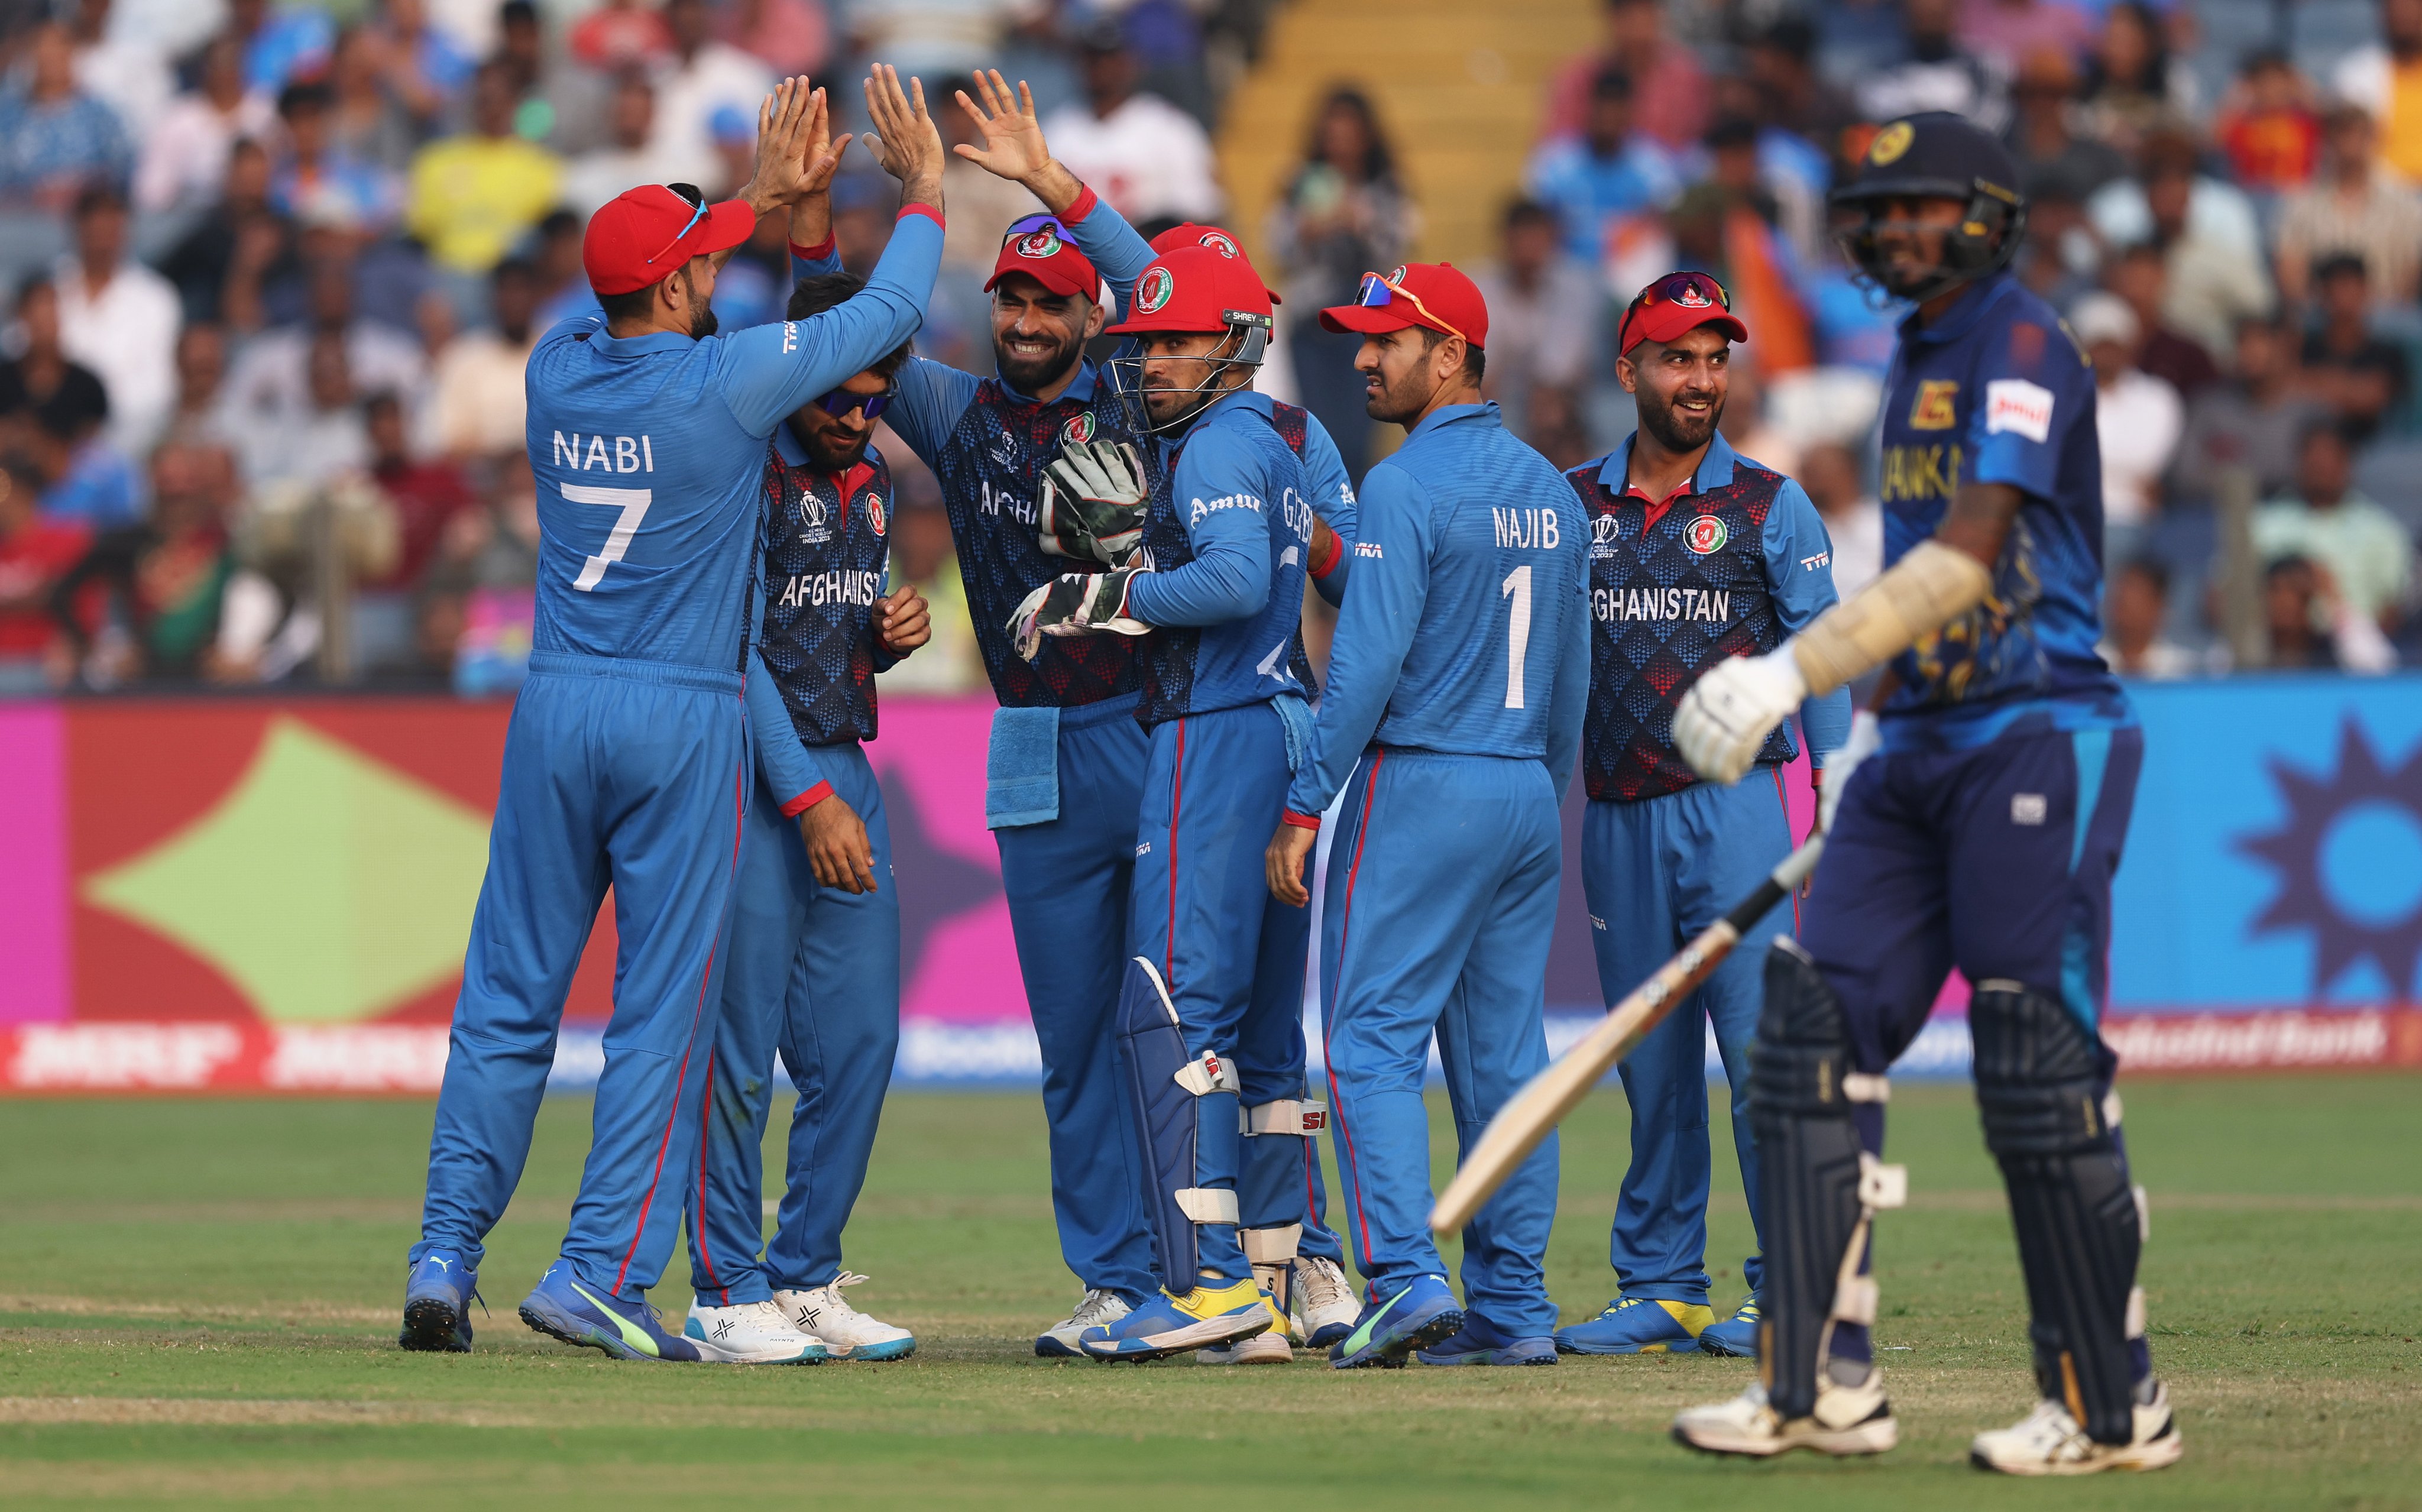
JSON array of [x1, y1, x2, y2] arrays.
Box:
[[1136, 266, 1174, 313], [1014, 229, 1064, 258], [1061, 412, 1096, 446], [1684, 514, 1729, 554]]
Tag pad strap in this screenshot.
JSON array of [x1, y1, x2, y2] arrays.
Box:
[[1174, 1051, 1241, 1097], [1241, 1099, 1327, 1135], [1240, 1223, 1302, 1264], [1789, 539, 1993, 696], [1174, 1188, 1239, 1224]]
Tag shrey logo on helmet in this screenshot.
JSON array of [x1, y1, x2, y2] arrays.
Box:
[[1685, 515, 1729, 554], [1196, 231, 1238, 257], [1136, 266, 1175, 314], [1015, 229, 1064, 259], [1061, 412, 1096, 445]]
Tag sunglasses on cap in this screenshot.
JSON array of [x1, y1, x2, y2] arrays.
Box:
[[814, 386, 892, 420], [1623, 270, 1731, 323], [1355, 269, 1468, 344], [643, 184, 711, 270], [1001, 212, 1075, 247]]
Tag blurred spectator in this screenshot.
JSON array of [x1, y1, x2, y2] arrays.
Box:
[[429, 258, 539, 460], [2104, 241, 2216, 398], [838, 0, 1012, 85], [649, 0, 776, 191], [0, 454, 86, 693], [271, 82, 403, 233], [2171, 315, 2321, 507], [1958, 0, 2093, 79], [2261, 554, 2397, 672], [406, 61, 563, 279], [1267, 87, 1416, 477], [228, 0, 336, 95], [1744, 18, 1860, 168], [2125, 134, 2272, 361], [1704, 116, 1825, 277], [1669, 181, 1815, 375], [28, 397, 140, 529], [529, 208, 601, 328], [2075, 1, 2195, 154], [163, 323, 238, 451], [1542, 0, 1709, 151], [2098, 557, 2198, 679], [876, 501, 980, 694], [372, 0, 478, 126], [1042, 25, 1222, 224], [0, 21, 134, 213], [570, 0, 674, 73], [1856, 0, 2007, 132], [2330, 0, 2422, 184], [2273, 106, 2422, 310], [564, 73, 687, 216], [2006, 47, 2126, 199], [326, 24, 427, 177], [0, 276, 110, 448], [67, 0, 173, 150], [49, 441, 245, 686], [2296, 253, 2408, 442], [134, 35, 277, 216], [1524, 70, 1681, 267], [1798, 439, 1881, 598], [247, 330, 371, 490], [362, 388, 473, 591], [717, 0, 830, 77], [225, 258, 425, 460], [2255, 422, 2414, 637], [54, 187, 179, 456], [2072, 292, 2181, 551], [2013, 176, 2100, 307], [494, 0, 606, 157], [2087, 127, 2264, 271], [2214, 50, 2321, 205], [1474, 199, 1596, 448], [157, 139, 280, 326]]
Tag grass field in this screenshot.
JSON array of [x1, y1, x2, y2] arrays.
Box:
[[4, 1076, 2418, 1509]]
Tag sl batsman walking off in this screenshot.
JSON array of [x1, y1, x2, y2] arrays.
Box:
[[1667, 112, 2181, 1475]]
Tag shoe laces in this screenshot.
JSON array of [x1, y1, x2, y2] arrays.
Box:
[[2007, 1399, 2086, 1452], [1066, 1287, 1125, 1329], [804, 1271, 875, 1323], [1731, 1298, 1760, 1321], [1295, 1256, 1352, 1312]]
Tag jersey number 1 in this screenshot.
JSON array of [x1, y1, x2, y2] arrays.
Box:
[[1501, 564, 1531, 709], [564, 484, 653, 591]]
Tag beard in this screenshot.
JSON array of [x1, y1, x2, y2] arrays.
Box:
[[800, 426, 870, 471], [1637, 387, 1724, 454], [1362, 364, 1433, 426], [995, 327, 1083, 393], [689, 302, 718, 340]]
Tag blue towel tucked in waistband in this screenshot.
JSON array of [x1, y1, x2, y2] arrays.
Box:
[[1271, 691, 1314, 776], [985, 705, 1061, 829]]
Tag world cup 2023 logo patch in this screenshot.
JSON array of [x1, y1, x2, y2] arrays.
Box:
[[1684, 515, 1728, 554], [1061, 412, 1096, 446], [1015, 229, 1063, 259], [1136, 266, 1174, 314]]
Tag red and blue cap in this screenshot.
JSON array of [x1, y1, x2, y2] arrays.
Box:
[[583, 183, 757, 296]]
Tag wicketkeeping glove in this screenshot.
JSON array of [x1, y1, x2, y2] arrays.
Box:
[[1008, 565, 1152, 662], [1038, 438, 1148, 565]]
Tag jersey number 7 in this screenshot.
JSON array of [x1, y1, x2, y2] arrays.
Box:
[[564, 484, 655, 591]]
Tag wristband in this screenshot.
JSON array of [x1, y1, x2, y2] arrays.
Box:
[[1281, 810, 1322, 831]]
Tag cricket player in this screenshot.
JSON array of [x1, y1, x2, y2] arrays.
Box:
[[679, 270, 931, 1363], [399, 73, 946, 1362], [1552, 273, 1850, 1361], [947, 70, 1365, 1361], [1669, 114, 2180, 1474], [1265, 263, 1589, 1369]]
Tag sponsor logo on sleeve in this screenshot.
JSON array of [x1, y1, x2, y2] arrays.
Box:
[[1984, 378, 2054, 443]]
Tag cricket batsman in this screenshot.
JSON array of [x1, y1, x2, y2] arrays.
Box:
[[1553, 272, 1849, 1361], [1265, 263, 1590, 1369], [397, 72, 945, 1362], [678, 268, 931, 1364], [1668, 114, 2181, 1474]]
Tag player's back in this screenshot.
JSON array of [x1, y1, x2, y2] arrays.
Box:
[[1371, 407, 1585, 762]]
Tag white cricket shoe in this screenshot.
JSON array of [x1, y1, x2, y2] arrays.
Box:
[[1970, 1383, 2184, 1475], [1673, 1371, 1899, 1458], [1295, 1255, 1360, 1348], [681, 1299, 828, 1364], [773, 1273, 917, 1362], [1036, 1288, 1131, 1358]]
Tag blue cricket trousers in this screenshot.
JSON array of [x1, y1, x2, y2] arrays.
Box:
[[416, 656, 749, 1300], [1321, 750, 1563, 1335], [687, 743, 899, 1303], [1584, 767, 1797, 1302]]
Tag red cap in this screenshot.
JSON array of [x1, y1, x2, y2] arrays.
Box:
[[1319, 263, 1489, 349], [986, 215, 1103, 301], [1147, 222, 1282, 303], [583, 184, 757, 296], [1105, 244, 1275, 335], [1616, 270, 1748, 354]]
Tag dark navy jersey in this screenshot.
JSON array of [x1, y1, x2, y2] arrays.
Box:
[[1568, 432, 1848, 802], [1876, 272, 2127, 746], [756, 428, 893, 747]]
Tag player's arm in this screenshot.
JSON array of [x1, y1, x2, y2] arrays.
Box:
[[747, 648, 879, 894], [1267, 464, 1432, 905], [953, 70, 1157, 303], [1543, 547, 1590, 810], [1764, 478, 1854, 777], [1300, 413, 1358, 605], [1120, 426, 1271, 627]]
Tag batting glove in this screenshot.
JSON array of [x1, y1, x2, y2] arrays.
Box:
[[1008, 565, 1152, 662], [1674, 643, 1808, 784], [1038, 438, 1148, 565], [1818, 709, 1881, 836]]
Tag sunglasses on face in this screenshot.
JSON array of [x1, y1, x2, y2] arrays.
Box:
[[1355, 270, 1467, 343], [814, 387, 892, 420]]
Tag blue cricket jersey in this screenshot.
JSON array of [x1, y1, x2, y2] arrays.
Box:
[[1874, 271, 2129, 749], [1286, 402, 1589, 818], [523, 208, 943, 678]]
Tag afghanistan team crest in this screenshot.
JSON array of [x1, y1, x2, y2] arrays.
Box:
[[1061, 412, 1096, 445], [1684, 514, 1728, 554], [1014, 228, 1064, 259], [1136, 266, 1174, 313], [865, 491, 886, 536], [1196, 230, 1238, 257]]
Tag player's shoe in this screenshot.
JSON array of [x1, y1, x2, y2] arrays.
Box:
[[1416, 1311, 1557, 1367], [1968, 1382, 2184, 1475], [1672, 1368, 1899, 1458], [1079, 1279, 1272, 1362], [772, 1272, 915, 1362], [398, 1249, 481, 1352], [1294, 1255, 1360, 1349], [1329, 1273, 1463, 1369], [1035, 1288, 1131, 1358], [1554, 1296, 1714, 1355], [1197, 1287, 1294, 1364], [1696, 1295, 1761, 1358], [517, 1262, 705, 1362], [681, 1299, 829, 1364]]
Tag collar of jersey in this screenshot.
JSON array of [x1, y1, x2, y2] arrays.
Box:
[[585, 328, 698, 358], [1000, 358, 1099, 407], [1401, 400, 1500, 446], [1598, 429, 1739, 497], [1898, 272, 2015, 348]]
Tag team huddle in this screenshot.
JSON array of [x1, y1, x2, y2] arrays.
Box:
[[394, 66, 2183, 1477]]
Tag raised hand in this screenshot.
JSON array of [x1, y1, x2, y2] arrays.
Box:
[[862, 64, 945, 206], [953, 70, 1082, 212], [740, 77, 849, 217]]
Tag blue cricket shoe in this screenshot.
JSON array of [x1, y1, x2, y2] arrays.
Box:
[[518, 1261, 704, 1361], [1078, 1278, 1271, 1362], [1697, 1296, 1761, 1358], [1416, 1311, 1558, 1367], [1554, 1296, 1714, 1355], [398, 1249, 480, 1352], [1329, 1274, 1464, 1369]]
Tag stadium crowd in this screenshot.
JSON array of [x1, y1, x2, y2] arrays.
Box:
[[0, 0, 2416, 693]]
